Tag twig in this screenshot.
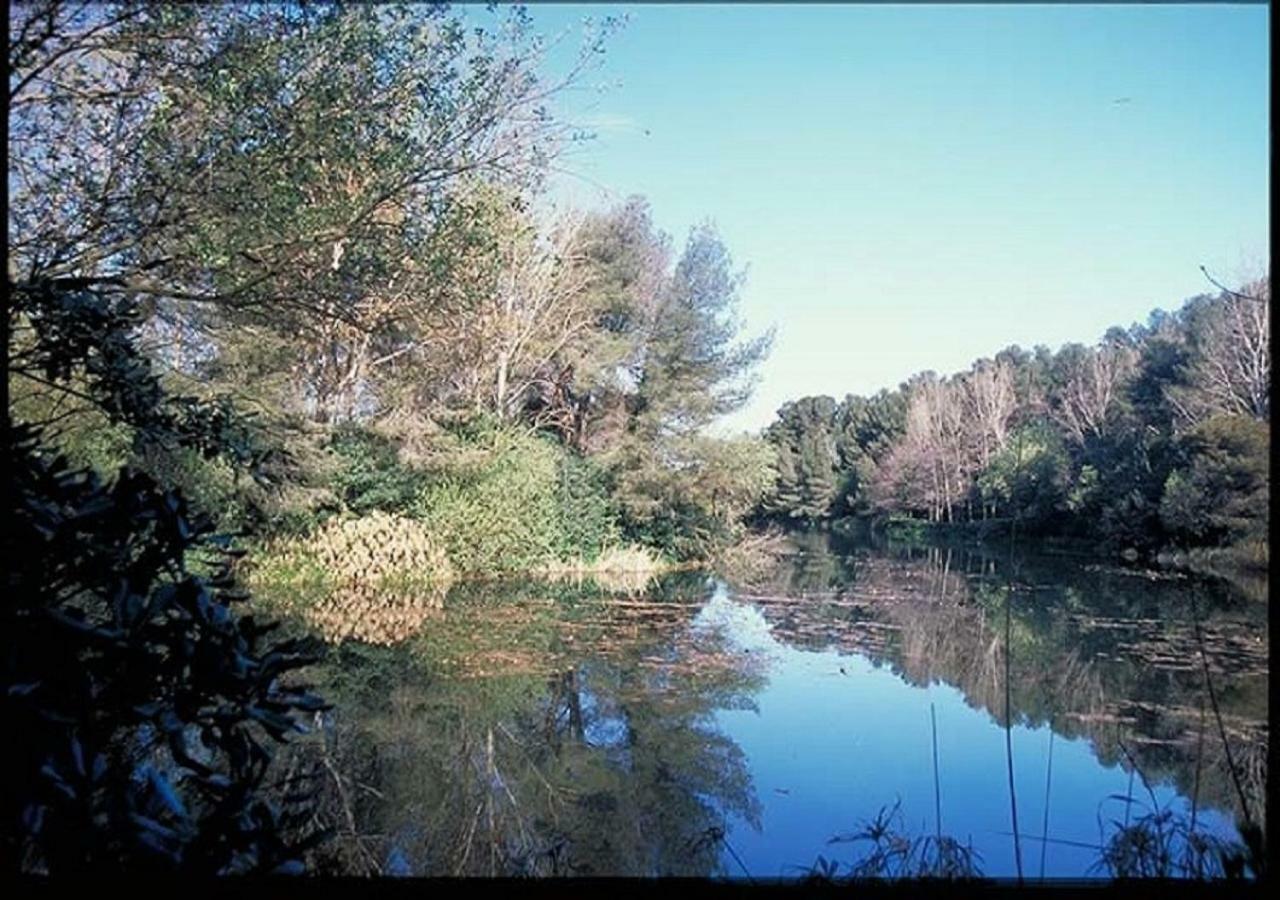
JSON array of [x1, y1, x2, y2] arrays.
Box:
[[718, 830, 755, 882], [1189, 594, 1254, 828], [1190, 692, 1205, 836], [931, 702, 942, 842], [1003, 584, 1024, 884], [1199, 265, 1269, 305], [1039, 721, 1055, 880]]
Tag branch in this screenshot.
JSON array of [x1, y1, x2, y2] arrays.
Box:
[[1199, 266, 1269, 305]]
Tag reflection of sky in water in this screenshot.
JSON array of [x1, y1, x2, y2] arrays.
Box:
[[581, 677, 630, 750], [692, 581, 780, 657], [694, 586, 1241, 880]]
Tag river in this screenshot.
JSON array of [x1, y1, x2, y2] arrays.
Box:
[[285, 532, 1267, 879]]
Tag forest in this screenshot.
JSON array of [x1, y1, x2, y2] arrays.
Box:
[[760, 279, 1270, 576], [4, 1, 1268, 877]]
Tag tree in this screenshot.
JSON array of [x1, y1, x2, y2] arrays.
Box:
[[9, 2, 614, 425], [962, 358, 1017, 469], [762, 396, 844, 523], [602, 222, 773, 549], [829, 390, 907, 516], [1048, 343, 1137, 446], [4, 290, 326, 872], [974, 421, 1070, 528], [1160, 414, 1269, 546], [1167, 278, 1270, 426], [612, 434, 776, 557], [632, 224, 773, 439], [760, 268, 1269, 561], [383, 184, 601, 428], [568, 197, 674, 453]]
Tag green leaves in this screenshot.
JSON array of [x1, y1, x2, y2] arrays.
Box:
[[1159, 415, 1269, 546], [413, 422, 581, 574], [5, 423, 329, 873]]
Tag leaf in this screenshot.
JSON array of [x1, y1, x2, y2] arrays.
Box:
[[146, 766, 190, 821]]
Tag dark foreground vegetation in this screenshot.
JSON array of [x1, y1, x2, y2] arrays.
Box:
[[4, 0, 1268, 879]]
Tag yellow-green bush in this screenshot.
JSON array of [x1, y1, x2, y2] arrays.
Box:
[[246, 512, 454, 645]]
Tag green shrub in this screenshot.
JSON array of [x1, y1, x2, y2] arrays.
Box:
[[1160, 414, 1269, 547], [9, 374, 134, 477], [133, 443, 255, 533], [613, 434, 776, 560], [975, 420, 1070, 529], [552, 451, 622, 560], [882, 515, 927, 545], [330, 424, 432, 515], [411, 417, 622, 574]]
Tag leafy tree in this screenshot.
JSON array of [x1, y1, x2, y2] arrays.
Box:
[[613, 435, 775, 558], [763, 396, 841, 523], [570, 197, 675, 454], [632, 224, 773, 438], [1160, 415, 1269, 545], [766, 439, 806, 519], [593, 222, 773, 553], [833, 390, 907, 515], [975, 421, 1070, 529], [759, 271, 1268, 565], [9, 2, 612, 426]]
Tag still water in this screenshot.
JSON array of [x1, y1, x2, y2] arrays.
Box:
[[291, 534, 1267, 879]]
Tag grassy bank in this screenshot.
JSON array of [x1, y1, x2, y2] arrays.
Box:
[[1157, 540, 1269, 603]]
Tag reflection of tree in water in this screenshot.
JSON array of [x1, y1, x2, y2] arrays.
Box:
[[735, 535, 1267, 840], [285, 575, 764, 875], [760, 529, 860, 595]]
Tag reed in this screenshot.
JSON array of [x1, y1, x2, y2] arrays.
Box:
[[823, 801, 983, 880], [535, 544, 669, 595]]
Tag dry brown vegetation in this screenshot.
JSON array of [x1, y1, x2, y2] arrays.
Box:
[[535, 545, 669, 595]]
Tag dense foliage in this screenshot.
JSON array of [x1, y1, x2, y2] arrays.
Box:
[[5, 388, 327, 874], [7, 1, 774, 562], [761, 280, 1270, 568], [7, 4, 778, 870]]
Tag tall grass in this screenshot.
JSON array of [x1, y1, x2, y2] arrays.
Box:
[[535, 544, 669, 595], [1092, 800, 1254, 879], [246, 512, 453, 645]]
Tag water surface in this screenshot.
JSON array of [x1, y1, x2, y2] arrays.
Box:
[[293, 534, 1267, 879]]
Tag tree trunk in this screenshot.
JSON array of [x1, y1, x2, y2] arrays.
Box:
[[495, 348, 510, 419]]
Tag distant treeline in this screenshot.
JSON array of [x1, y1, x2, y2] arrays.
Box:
[[760, 280, 1269, 567]]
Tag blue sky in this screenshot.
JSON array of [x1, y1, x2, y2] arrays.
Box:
[[521, 3, 1270, 434]]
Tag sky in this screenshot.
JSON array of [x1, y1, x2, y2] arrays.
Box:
[[520, 3, 1270, 434]]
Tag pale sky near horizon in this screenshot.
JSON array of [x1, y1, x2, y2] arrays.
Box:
[[521, 3, 1270, 435]]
